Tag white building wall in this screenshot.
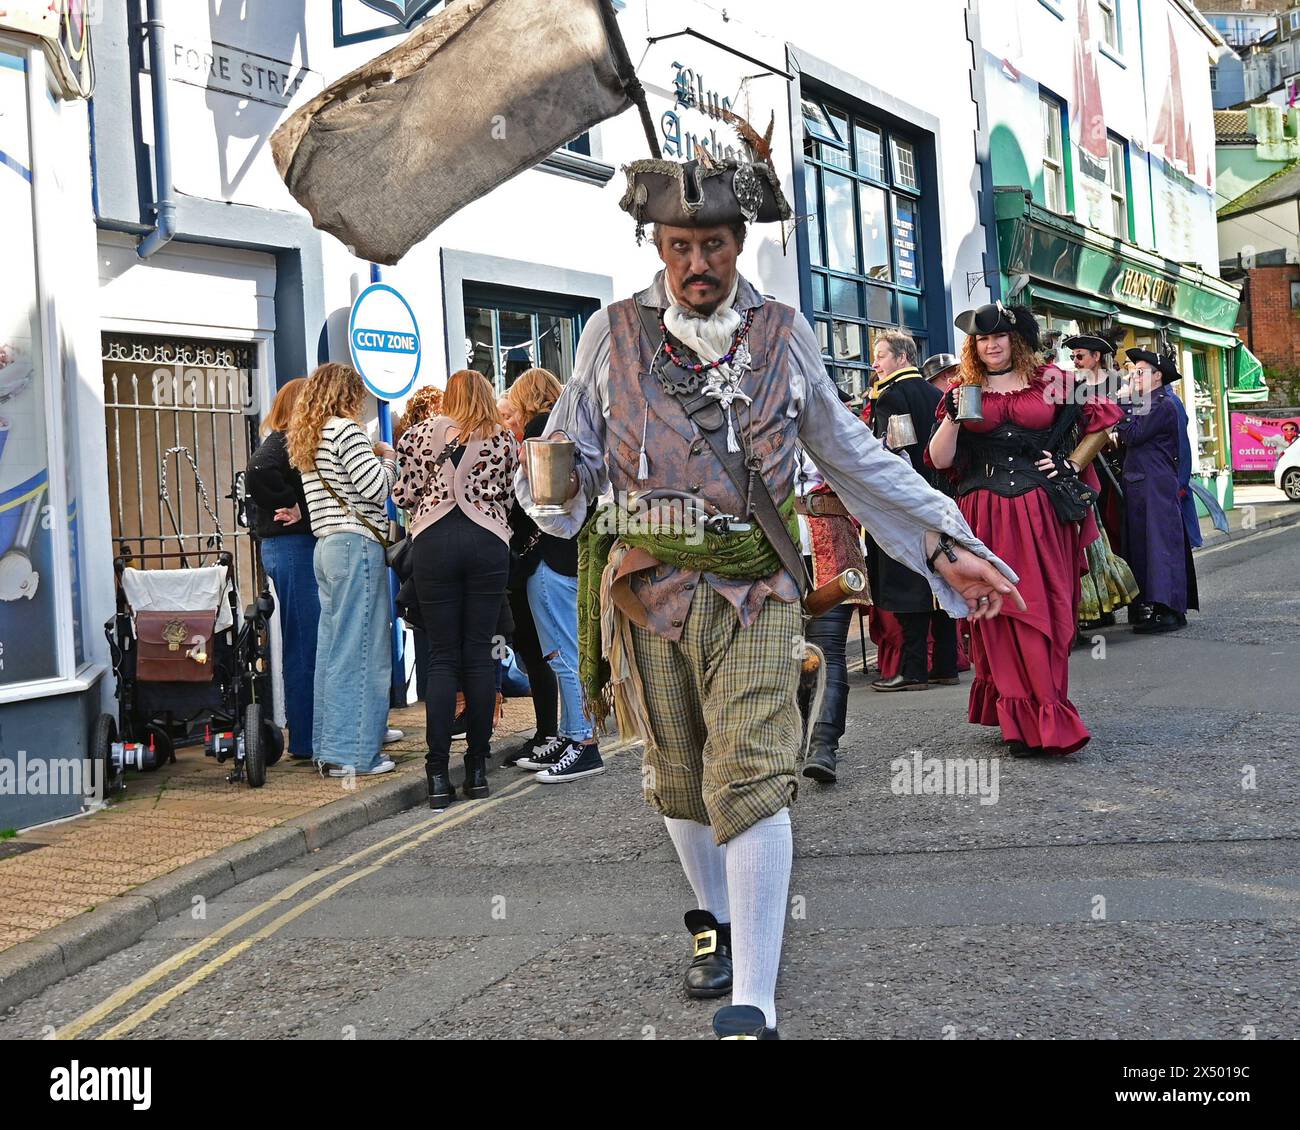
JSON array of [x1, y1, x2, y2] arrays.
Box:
[[137, 0, 992, 413]]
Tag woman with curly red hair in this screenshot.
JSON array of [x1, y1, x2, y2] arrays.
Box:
[[928, 304, 1121, 756]]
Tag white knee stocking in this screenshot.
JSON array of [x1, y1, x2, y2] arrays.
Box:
[[725, 808, 792, 1029], [664, 816, 730, 922]]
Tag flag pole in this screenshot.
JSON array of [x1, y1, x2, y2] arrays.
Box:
[[599, 0, 661, 158]]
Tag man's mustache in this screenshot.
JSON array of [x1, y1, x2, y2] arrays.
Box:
[[684, 274, 722, 289]]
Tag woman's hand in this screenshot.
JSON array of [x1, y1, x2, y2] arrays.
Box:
[[926, 535, 1027, 620], [1035, 451, 1077, 479], [273, 505, 301, 525], [373, 441, 396, 460]]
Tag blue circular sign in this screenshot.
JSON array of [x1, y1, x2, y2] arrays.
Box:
[[348, 283, 421, 401]]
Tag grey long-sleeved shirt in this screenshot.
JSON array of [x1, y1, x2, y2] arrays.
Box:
[[514, 272, 1014, 624]]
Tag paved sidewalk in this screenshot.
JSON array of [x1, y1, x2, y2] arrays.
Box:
[[1198, 483, 1297, 544], [0, 699, 535, 954]]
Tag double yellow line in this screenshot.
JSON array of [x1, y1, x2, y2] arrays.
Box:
[[60, 737, 639, 1040], [58, 775, 540, 1039]]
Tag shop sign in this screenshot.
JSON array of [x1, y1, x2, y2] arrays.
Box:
[[659, 60, 741, 162], [1112, 267, 1178, 312], [348, 284, 421, 401]]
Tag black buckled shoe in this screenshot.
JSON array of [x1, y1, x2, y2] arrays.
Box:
[[712, 1004, 779, 1040], [683, 910, 733, 999], [802, 740, 837, 784]]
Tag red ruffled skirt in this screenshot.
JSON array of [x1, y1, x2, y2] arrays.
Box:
[[959, 487, 1090, 755]]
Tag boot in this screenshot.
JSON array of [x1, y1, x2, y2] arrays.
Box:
[[802, 738, 838, 784], [683, 910, 733, 999], [427, 763, 454, 811], [462, 754, 489, 800]]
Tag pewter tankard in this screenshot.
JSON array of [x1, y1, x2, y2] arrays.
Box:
[[955, 385, 984, 422], [523, 437, 575, 515], [884, 413, 918, 450]]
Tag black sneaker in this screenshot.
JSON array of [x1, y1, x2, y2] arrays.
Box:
[[516, 735, 567, 771], [535, 741, 606, 783], [504, 733, 557, 767]]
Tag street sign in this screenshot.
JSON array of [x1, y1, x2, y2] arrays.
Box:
[[348, 283, 421, 401]]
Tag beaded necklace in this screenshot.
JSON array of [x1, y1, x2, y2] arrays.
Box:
[[658, 308, 756, 374]]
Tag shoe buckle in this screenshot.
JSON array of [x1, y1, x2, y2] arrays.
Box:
[[692, 928, 718, 958]]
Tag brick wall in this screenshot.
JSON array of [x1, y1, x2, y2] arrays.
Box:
[[1237, 264, 1300, 371]]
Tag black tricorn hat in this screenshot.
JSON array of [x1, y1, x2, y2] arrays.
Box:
[[954, 301, 1041, 352], [1125, 348, 1181, 384], [1062, 334, 1113, 355]]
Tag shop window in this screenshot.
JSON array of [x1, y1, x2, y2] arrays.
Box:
[[462, 285, 597, 393], [802, 95, 928, 393], [0, 44, 85, 692], [1040, 92, 1068, 214]]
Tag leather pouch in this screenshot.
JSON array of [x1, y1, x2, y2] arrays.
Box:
[[135, 610, 218, 682]]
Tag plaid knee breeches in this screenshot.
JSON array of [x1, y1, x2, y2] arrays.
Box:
[[629, 583, 803, 844]]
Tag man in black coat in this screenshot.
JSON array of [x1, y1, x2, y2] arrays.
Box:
[[866, 331, 958, 690]]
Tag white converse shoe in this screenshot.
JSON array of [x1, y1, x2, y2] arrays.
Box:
[[329, 758, 395, 778], [384, 728, 405, 744]]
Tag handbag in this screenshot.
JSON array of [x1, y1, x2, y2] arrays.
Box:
[[387, 533, 414, 581], [1041, 400, 1097, 524]]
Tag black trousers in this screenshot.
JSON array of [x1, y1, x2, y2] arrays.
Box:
[[897, 610, 958, 682], [413, 510, 509, 768], [804, 602, 853, 746], [507, 579, 558, 738]]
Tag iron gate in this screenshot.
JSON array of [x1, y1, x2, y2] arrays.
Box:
[[101, 332, 262, 599]]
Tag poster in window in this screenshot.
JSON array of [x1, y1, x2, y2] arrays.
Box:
[[893, 198, 920, 289], [0, 52, 60, 686]]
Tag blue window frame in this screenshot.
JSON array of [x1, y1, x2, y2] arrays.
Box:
[[800, 96, 927, 398]]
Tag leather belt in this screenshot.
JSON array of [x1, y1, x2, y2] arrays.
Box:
[[795, 493, 849, 519]]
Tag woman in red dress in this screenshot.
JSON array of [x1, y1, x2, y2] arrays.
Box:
[[927, 304, 1121, 756]]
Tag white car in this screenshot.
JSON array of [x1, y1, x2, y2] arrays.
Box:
[[1275, 439, 1300, 502]]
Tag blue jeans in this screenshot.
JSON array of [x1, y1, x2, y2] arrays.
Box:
[[526, 561, 591, 742], [260, 533, 320, 757], [312, 532, 391, 770]]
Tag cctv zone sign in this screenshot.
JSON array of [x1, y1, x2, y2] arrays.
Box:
[[348, 284, 421, 401]]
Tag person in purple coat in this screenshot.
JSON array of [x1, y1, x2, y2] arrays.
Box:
[[1116, 349, 1200, 634]]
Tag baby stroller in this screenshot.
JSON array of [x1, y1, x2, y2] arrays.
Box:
[[92, 449, 283, 791]]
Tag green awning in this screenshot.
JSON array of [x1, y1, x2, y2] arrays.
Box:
[[1173, 325, 1239, 349], [1227, 342, 1270, 403], [1024, 283, 1119, 319]]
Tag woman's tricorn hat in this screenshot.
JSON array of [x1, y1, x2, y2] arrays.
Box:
[[619, 111, 791, 240], [1125, 348, 1181, 384], [954, 301, 1041, 352]]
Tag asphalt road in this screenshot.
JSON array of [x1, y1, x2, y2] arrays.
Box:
[[4, 519, 1298, 1041]]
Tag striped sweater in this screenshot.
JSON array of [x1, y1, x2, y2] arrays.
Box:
[[300, 417, 397, 542]]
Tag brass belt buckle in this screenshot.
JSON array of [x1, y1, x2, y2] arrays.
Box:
[[693, 928, 718, 958]]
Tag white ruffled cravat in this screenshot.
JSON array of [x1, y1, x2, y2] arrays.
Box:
[[663, 275, 752, 452]]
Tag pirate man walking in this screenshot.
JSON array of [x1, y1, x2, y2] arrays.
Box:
[[517, 139, 1022, 1039]]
